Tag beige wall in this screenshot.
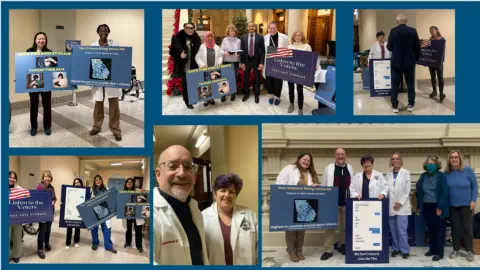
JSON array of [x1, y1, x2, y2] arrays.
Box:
[[9, 156, 20, 175], [253, 10, 273, 34]]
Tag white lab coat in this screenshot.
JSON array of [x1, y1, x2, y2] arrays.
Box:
[[276, 164, 314, 186], [202, 203, 257, 265], [321, 163, 355, 187], [263, 32, 289, 77], [386, 167, 412, 216], [350, 170, 388, 199], [195, 44, 223, 68], [153, 187, 209, 265], [90, 39, 122, 101], [368, 41, 392, 61]]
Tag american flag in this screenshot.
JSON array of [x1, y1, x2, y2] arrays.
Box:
[[9, 188, 31, 200], [421, 40, 431, 48], [266, 47, 293, 58]]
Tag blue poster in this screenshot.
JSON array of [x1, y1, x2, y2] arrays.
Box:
[[76, 188, 117, 230], [15, 52, 74, 93], [346, 199, 389, 264], [417, 39, 446, 69], [59, 185, 91, 228], [116, 190, 150, 219], [265, 49, 318, 87], [314, 66, 336, 110], [9, 190, 53, 224], [66, 40, 81, 52], [186, 64, 237, 105], [70, 46, 132, 88], [269, 185, 338, 232], [369, 59, 392, 97]]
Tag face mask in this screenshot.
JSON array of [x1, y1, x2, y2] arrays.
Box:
[[426, 163, 437, 173]]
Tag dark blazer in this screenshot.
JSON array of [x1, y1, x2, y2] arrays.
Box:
[[240, 33, 265, 67], [416, 171, 450, 219], [387, 24, 421, 68], [169, 30, 201, 76]]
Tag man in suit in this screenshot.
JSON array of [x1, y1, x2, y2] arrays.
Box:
[[241, 22, 265, 103], [387, 13, 421, 113]]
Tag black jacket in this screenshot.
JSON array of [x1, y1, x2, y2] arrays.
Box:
[[169, 30, 201, 76], [387, 24, 421, 68], [240, 33, 265, 67]]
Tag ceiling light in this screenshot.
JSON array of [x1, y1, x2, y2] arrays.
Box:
[[111, 162, 122, 166], [195, 132, 208, 148]]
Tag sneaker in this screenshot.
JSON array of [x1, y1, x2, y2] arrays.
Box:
[[407, 105, 414, 112], [321, 252, 333, 261], [466, 251, 475, 262], [45, 128, 52, 136], [74, 244, 79, 248], [92, 244, 98, 250], [391, 250, 401, 257], [449, 250, 459, 259], [124, 244, 132, 248], [65, 245, 70, 249], [288, 103, 294, 113], [13, 257, 20, 263], [138, 248, 144, 253], [109, 248, 118, 254], [402, 253, 410, 259], [296, 251, 305, 260], [288, 252, 299, 262], [37, 250, 46, 259], [393, 107, 399, 113], [432, 255, 443, 261], [45, 243, 52, 251], [30, 128, 37, 136], [298, 109, 303, 116]]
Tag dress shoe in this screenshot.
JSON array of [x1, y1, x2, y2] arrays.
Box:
[[92, 244, 98, 250], [109, 248, 118, 254], [37, 250, 46, 259], [210, 99, 215, 105], [13, 257, 20, 263], [288, 252, 299, 262], [138, 248, 144, 253], [221, 96, 226, 102], [204, 102, 209, 107], [242, 96, 249, 102], [114, 134, 122, 141], [321, 252, 333, 261], [432, 255, 443, 261], [45, 243, 52, 251], [391, 250, 401, 257], [90, 129, 100, 136], [338, 245, 345, 255], [231, 94, 236, 101], [296, 251, 305, 260], [402, 253, 410, 259], [429, 91, 438, 98], [274, 99, 281, 106], [268, 98, 274, 105], [186, 104, 194, 109], [425, 251, 434, 257], [440, 93, 446, 102], [30, 128, 37, 136], [45, 128, 52, 136], [255, 96, 259, 103]]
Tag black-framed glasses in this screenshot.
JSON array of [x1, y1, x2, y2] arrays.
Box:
[[159, 160, 198, 173]]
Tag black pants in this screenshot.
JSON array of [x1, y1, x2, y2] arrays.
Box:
[[288, 82, 304, 109], [66, 228, 80, 246], [181, 73, 190, 106], [29, 91, 52, 129], [244, 58, 261, 97], [37, 221, 52, 250], [391, 65, 416, 108], [423, 203, 446, 257], [429, 64, 444, 94], [267, 76, 283, 98], [450, 206, 473, 252], [126, 219, 143, 249]]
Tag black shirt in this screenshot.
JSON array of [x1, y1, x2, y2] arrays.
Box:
[[158, 189, 204, 265], [362, 172, 371, 199], [333, 164, 351, 206], [270, 33, 279, 48]]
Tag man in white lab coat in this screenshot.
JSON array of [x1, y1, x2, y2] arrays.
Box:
[[321, 148, 355, 261], [153, 145, 209, 265]]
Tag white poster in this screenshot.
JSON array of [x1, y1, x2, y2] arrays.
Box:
[[373, 60, 391, 90], [65, 187, 87, 221], [352, 200, 382, 251]]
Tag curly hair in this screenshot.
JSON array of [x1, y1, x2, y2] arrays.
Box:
[[214, 173, 243, 195]]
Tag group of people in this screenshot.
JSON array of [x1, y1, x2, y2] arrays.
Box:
[[276, 149, 477, 262], [24, 24, 123, 141], [170, 21, 320, 115], [367, 13, 446, 113], [154, 145, 258, 265], [8, 171, 147, 263]]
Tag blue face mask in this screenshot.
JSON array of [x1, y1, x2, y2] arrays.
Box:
[[426, 163, 437, 173]]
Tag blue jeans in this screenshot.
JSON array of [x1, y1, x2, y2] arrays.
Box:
[[389, 215, 410, 254], [91, 222, 113, 250]]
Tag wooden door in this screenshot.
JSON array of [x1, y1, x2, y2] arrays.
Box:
[[314, 16, 330, 54]]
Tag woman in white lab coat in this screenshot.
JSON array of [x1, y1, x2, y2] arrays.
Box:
[[386, 152, 412, 259], [368, 31, 392, 61], [202, 174, 257, 265], [350, 154, 388, 200], [276, 153, 319, 262], [90, 24, 122, 141]]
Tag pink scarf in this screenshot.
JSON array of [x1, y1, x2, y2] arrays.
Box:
[[203, 31, 215, 49]]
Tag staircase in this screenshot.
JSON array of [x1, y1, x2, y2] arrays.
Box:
[[162, 9, 176, 94]]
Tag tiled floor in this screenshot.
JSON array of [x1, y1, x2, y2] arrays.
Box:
[[162, 82, 320, 116], [263, 246, 480, 267], [9, 214, 150, 264], [9, 92, 144, 148], [353, 73, 455, 115]]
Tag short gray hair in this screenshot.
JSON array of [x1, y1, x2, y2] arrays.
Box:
[[396, 13, 407, 24], [422, 155, 442, 171]]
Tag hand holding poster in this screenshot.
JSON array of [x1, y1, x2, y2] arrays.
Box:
[[66, 40, 81, 52], [116, 190, 150, 219], [15, 52, 74, 93], [417, 39, 445, 69], [265, 48, 318, 87], [9, 190, 53, 224], [269, 185, 338, 232], [186, 64, 237, 104], [60, 185, 91, 228], [76, 188, 117, 230]]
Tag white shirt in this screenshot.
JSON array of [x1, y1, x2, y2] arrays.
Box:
[[276, 164, 314, 186], [350, 170, 388, 199], [386, 167, 412, 216], [368, 41, 392, 61], [195, 44, 223, 68]]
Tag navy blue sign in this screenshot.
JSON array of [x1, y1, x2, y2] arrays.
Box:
[[346, 198, 389, 264], [265, 49, 318, 86], [186, 64, 237, 105], [15, 52, 74, 93], [417, 39, 446, 69], [116, 190, 150, 219], [71, 46, 132, 88], [269, 185, 338, 232], [314, 66, 336, 110], [369, 59, 392, 97], [77, 188, 117, 230], [59, 185, 91, 228], [9, 190, 53, 224]]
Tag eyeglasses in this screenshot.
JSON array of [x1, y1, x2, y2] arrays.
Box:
[[160, 160, 198, 173]]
